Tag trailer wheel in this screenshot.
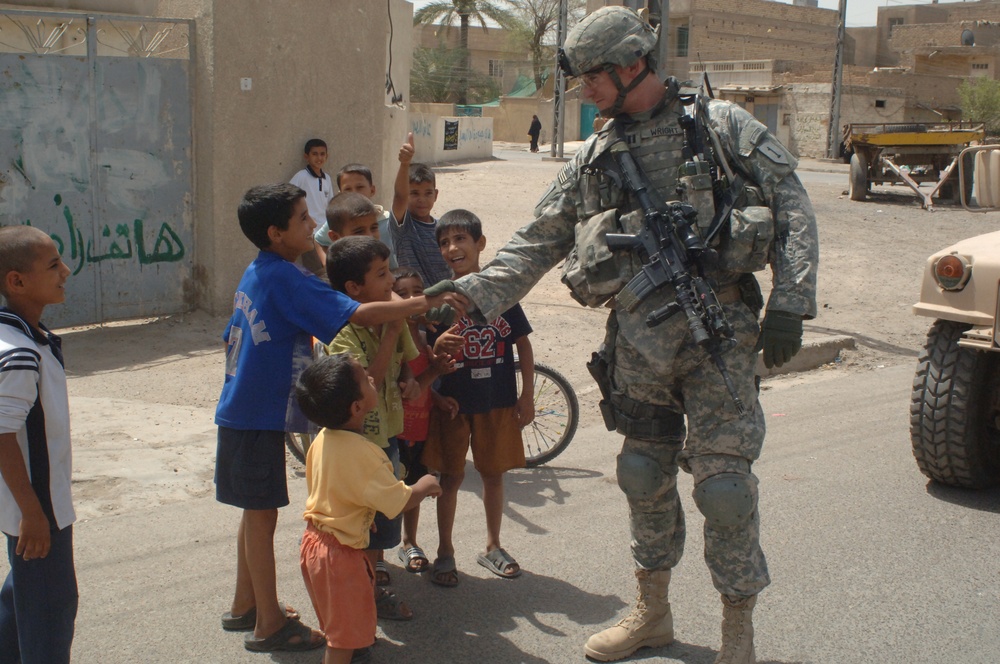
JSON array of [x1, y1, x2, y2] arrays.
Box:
[[849, 153, 868, 201]]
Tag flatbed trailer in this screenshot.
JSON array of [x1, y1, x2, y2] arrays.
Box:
[[844, 121, 985, 210]]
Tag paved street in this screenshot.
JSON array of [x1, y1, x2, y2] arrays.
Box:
[[60, 365, 1000, 663]]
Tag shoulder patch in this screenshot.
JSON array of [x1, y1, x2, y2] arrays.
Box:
[[756, 137, 794, 167]]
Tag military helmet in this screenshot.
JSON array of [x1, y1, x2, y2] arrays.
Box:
[[559, 6, 658, 78]]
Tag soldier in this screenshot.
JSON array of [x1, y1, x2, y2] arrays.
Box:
[[428, 6, 817, 663]]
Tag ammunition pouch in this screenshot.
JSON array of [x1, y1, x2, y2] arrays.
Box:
[[561, 209, 630, 308], [717, 205, 774, 273], [677, 162, 716, 234]]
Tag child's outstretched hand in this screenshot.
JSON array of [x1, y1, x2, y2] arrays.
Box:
[[399, 376, 421, 400], [399, 132, 415, 164], [432, 392, 459, 420], [428, 346, 456, 375], [433, 324, 464, 357], [414, 473, 442, 499], [423, 280, 470, 322]]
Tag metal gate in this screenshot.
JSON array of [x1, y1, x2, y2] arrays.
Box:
[[0, 10, 194, 327]]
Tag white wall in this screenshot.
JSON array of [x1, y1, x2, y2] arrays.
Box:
[[408, 113, 494, 164]]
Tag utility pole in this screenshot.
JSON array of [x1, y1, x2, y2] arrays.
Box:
[[551, 0, 568, 158], [646, 0, 671, 82], [827, 0, 847, 159]]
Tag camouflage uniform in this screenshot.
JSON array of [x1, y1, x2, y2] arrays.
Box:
[[454, 83, 818, 599]]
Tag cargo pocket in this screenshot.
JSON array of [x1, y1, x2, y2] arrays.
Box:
[[561, 208, 629, 307]]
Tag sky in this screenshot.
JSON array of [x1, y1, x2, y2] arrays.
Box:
[[409, 1, 981, 30], [818, 0, 972, 29]]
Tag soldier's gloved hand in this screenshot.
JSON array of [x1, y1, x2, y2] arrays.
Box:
[[423, 280, 457, 297], [759, 310, 803, 369], [425, 304, 455, 328]]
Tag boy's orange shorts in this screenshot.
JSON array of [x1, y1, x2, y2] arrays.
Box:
[[422, 405, 526, 476], [300, 523, 375, 650]]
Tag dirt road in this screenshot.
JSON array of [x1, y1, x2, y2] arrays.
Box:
[[57, 143, 998, 520]]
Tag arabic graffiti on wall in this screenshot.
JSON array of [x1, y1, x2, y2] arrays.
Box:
[[29, 194, 186, 276]]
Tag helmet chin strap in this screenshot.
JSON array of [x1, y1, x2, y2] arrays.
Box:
[[602, 63, 653, 117]]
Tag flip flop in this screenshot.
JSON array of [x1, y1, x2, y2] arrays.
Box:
[[430, 555, 459, 587], [375, 560, 391, 586], [243, 617, 325, 652], [221, 602, 299, 631], [375, 587, 413, 621], [477, 547, 522, 578], [398, 545, 430, 573]]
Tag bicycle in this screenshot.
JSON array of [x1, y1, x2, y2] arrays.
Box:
[[285, 351, 579, 468]]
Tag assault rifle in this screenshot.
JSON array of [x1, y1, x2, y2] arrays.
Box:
[[599, 132, 748, 418]]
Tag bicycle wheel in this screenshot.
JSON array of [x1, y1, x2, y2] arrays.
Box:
[[285, 430, 314, 464], [516, 360, 579, 467]]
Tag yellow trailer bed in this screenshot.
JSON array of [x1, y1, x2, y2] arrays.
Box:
[[843, 122, 986, 209]]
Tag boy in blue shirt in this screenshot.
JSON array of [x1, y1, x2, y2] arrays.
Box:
[[0, 226, 76, 664], [215, 183, 456, 653]]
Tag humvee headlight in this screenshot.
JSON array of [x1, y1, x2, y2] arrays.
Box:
[[933, 253, 971, 291]]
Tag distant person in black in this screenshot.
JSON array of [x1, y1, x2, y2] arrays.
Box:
[[528, 115, 542, 153]]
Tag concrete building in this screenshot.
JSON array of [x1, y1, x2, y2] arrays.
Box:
[[412, 22, 536, 101], [0, 0, 413, 325]]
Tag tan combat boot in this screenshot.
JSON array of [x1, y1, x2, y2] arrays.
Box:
[[583, 569, 673, 662], [714, 594, 757, 664]]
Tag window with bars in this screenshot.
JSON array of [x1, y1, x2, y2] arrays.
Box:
[[676, 26, 689, 57], [489, 59, 504, 78]]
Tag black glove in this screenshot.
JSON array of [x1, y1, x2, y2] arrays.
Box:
[[425, 304, 455, 328], [423, 280, 457, 297], [759, 310, 803, 369]]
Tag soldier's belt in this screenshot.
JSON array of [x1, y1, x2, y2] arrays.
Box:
[[610, 393, 684, 424], [609, 393, 686, 440], [615, 282, 742, 311]]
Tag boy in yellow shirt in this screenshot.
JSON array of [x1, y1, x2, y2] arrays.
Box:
[[296, 353, 441, 664]]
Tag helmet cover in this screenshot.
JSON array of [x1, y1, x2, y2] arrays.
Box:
[[560, 6, 658, 77]]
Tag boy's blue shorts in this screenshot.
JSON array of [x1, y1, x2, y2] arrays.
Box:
[[215, 427, 289, 510], [367, 438, 402, 551]]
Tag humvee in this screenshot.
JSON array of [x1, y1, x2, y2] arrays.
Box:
[[910, 231, 1000, 488]]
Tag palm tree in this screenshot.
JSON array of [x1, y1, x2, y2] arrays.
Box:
[[413, 0, 516, 104]]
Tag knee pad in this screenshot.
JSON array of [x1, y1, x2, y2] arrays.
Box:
[[616, 452, 664, 500], [693, 473, 758, 528]]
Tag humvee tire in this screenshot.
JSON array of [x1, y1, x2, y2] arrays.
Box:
[[909, 319, 1000, 488]]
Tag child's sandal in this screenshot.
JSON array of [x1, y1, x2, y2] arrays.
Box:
[[375, 560, 391, 586], [375, 588, 412, 621]]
